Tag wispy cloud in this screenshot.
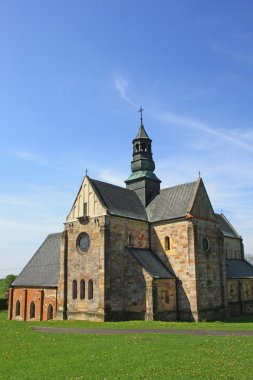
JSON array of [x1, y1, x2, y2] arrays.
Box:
[[114, 75, 253, 254], [0, 195, 39, 208], [13, 150, 46, 164], [159, 111, 253, 154], [114, 75, 138, 107]]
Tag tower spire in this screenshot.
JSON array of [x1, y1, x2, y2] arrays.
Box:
[[125, 109, 161, 207]]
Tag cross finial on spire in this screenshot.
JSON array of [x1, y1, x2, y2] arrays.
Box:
[[138, 106, 144, 124], [198, 171, 201, 177], [85, 169, 88, 176]]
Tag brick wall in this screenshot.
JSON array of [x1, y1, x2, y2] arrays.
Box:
[[9, 287, 57, 321]]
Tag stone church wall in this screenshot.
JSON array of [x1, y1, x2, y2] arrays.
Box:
[[151, 220, 198, 321], [153, 278, 177, 320], [224, 236, 243, 259], [9, 287, 57, 321], [57, 215, 106, 321], [104, 216, 150, 320], [193, 219, 228, 321], [227, 279, 253, 316], [151, 218, 229, 321]]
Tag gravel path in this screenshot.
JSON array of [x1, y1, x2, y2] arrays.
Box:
[[32, 326, 253, 336]]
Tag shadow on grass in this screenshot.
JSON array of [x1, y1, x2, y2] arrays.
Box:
[[1, 308, 253, 333], [224, 315, 253, 323]]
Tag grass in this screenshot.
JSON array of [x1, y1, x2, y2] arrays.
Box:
[[1, 311, 253, 380]]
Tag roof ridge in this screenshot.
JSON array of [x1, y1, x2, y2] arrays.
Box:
[[161, 180, 197, 192], [216, 213, 241, 238], [90, 178, 127, 190], [220, 213, 241, 238]]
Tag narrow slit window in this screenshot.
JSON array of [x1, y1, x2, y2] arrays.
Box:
[[80, 280, 85, 299], [165, 236, 170, 251], [15, 300, 20, 316], [128, 234, 134, 246], [72, 280, 77, 299], [30, 301, 35, 319], [88, 279, 93, 300]]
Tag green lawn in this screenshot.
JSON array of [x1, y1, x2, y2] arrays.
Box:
[[1, 311, 253, 380]]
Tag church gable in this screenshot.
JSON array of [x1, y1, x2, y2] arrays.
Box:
[[189, 178, 216, 220], [66, 176, 107, 222], [146, 181, 197, 222]]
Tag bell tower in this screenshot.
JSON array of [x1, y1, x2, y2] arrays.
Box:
[[125, 108, 161, 207]]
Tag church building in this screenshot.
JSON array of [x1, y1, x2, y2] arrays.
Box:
[[8, 114, 253, 322]]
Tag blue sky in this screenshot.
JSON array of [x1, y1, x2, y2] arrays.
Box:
[[0, 1, 253, 277]]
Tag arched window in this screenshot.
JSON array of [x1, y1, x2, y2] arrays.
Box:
[[47, 304, 53, 320], [141, 143, 147, 152], [80, 280, 85, 299], [135, 143, 140, 152], [88, 279, 93, 300], [165, 236, 171, 251], [30, 301, 35, 319], [72, 280, 77, 299], [15, 300, 20, 316], [202, 237, 210, 253], [128, 233, 134, 246]]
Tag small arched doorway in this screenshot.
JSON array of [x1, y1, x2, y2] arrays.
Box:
[[47, 304, 53, 320]]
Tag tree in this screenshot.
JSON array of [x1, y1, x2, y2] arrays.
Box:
[[0, 274, 16, 299]]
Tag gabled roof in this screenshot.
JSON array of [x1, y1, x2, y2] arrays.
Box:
[[146, 181, 197, 222], [226, 259, 253, 279], [90, 178, 199, 223], [12, 233, 62, 287], [128, 248, 175, 279], [90, 179, 148, 221], [134, 123, 150, 139], [216, 213, 241, 239]]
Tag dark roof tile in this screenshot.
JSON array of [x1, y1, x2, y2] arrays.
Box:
[[128, 247, 175, 279], [90, 179, 148, 221], [226, 259, 253, 279], [146, 181, 197, 222], [216, 214, 240, 238], [134, 124, 150, 139], [12, 233, 61, 287]]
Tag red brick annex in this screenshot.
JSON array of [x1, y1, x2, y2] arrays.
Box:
[[8, 117, 253, 322]]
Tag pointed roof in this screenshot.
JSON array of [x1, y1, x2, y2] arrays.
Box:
[[146, 181, 197, 222], [89, 178, 202, 222], [134, 123, 150, 139], [90, 178, 148, 221], [12, 233, 62, 287], [216, 213, 241, 238]]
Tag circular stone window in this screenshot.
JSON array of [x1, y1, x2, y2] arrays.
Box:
[[77, 232, 90, 253], [202, 237, 210, 253]]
